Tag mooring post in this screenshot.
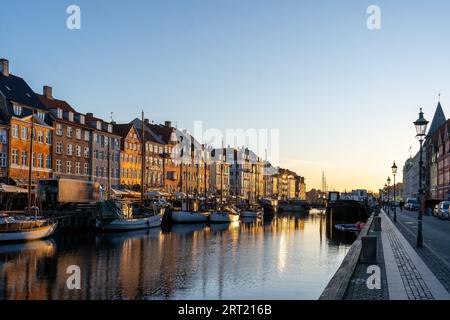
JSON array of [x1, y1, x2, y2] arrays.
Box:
[[361, 235, 377, 263]]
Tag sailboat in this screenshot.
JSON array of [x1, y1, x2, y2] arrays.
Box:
[[96, 111, 162, 232], [240, 162, 263, 218], [0, 109, 57, 242], [171, 139, 210, 223], [210, 148, 240, 223]]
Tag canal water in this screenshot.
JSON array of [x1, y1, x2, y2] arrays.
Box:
[[0, 211, 356, 300]]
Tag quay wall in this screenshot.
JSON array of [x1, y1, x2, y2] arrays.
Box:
[[319, 213, 375, 300]]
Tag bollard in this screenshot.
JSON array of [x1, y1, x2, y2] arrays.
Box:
[[373, 216, 382, 231], [361, 235, 377, 263]]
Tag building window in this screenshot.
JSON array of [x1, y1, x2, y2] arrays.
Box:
[[68, 112, 74, 122], [0, 153, 6, 167], [38, 153, 43, 168], [57, 108, 63, 119], [84, 147, 90, 158], [80, 115, 85, 125], [75, 162, 81, 174], [0, 130, 7, 144], [38, 131, 44, 143], [66, 161, 72, 174], [95, 166, 99, 177], [13, 104, 22, 116], [67, 144, 73, 156], [56, 142, 62, 154], [56, 124, 63, 135], [46, 131, 52, 144], [21, 151, 27, 166], [21, 126, 27, 140], [84, 163, 90, 175], [96, 121, 102, 130], [76, 145, 81, 157], [37, 111, 45, 121], [67, 126, 73, 138], [11, 149, 18, 165], [56, 160, 62, 173], [32, 152, 36, 167], [75, 128, 81, 140], [46, 155, 51, 169], [84, 130, 90, 141], [11, 124, 18, 138]]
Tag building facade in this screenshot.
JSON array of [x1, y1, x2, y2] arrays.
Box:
[[114, 123, 142, 189], [37, 86, 93, 181], [86, 113, 121, 191], [0, 59, 53, 187]]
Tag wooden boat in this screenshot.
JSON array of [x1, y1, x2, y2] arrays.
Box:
[[171, 210, 210, 223], [278, 200, 303, 212], [240, 209, 263, 218], [96, 214, 162, 231], [0, 214, 58, 242], [96, 200, 162, 232], [210, 211, 240, 223]]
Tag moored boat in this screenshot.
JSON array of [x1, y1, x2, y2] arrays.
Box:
[[210, 211, 240, 223], [240, 209, 263, 218], [96, 214, 162, 231], [171, 210, 210, 223], [0, 214, 58, 242]]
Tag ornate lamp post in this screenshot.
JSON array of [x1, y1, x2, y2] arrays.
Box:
[[392, 161, 398, 222], [384, 183, 388, 209], [387, 177, 391, 215], [414, 108, 428, 248]]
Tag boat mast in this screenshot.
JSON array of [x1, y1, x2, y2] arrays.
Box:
[[27, 108, 35, 215], [203, 144, 207, 200], [234, 149, 238, 204], [220, 147, 224, 208], [141, 110, 145, 205], [107, 133, 111, 200]]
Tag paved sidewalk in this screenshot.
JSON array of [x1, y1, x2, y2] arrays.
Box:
[[380, 210, 450, 300]]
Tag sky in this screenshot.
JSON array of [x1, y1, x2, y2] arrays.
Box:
[[1, 0, 449, 191]]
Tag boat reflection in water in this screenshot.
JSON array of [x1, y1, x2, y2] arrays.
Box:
[[0, 213, 354, 300]]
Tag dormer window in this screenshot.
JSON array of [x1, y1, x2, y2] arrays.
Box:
[[13, 104, 22, 116], [57, 108, 63, 119], [68, 112, 74, 122], [108, 124, 112, 133], [96, 121, 102, 130], [37, 111, 45, 121], [80, 115, 85, 124]]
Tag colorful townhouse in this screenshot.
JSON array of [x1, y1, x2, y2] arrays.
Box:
[[37, 86, 93, 181], [113, 123, 142, 190], [86, 113, 121, 191], [0, 59, 53, 187]]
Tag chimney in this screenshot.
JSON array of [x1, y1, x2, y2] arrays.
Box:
[[43, 86, 53, 99], [0, 59, 9, 77], [144, 118, 149, 124], [165, 121, 172, 127], [86, 113, 93, 117]]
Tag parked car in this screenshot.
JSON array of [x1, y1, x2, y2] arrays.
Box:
[[437, 201, 450, 220], [405, 198, 419, 211]]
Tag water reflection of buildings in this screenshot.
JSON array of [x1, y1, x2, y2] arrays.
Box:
[[0, 214, 355, 300]]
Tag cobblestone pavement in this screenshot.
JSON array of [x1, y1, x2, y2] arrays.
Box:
[[344, 229, 389, 300], [387, 209, 450, 294], [383, 218, 433, 299]]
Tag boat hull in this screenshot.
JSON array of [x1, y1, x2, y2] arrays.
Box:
[[171, 211, 210, 223], [240, 210, 262, 218], [210, 212, 240, 223], [96, 215, 162, 231], [0, 222, 58, 242]]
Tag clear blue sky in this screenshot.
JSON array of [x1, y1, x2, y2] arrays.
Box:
[[1, 0, 449, 191]]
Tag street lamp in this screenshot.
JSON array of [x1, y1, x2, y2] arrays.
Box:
[[414, 108, 428, 248], [384, 183, 388, 209], [387, 177, 391, 215], [392, 161, 398, 222]]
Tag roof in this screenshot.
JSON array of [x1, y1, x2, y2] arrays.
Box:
[[85, 114, 119, 136], [112, 123, 135, 139], [36, 94, 76, 113], [427, 102, 447, 137], [0, 73, 46, 110]]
